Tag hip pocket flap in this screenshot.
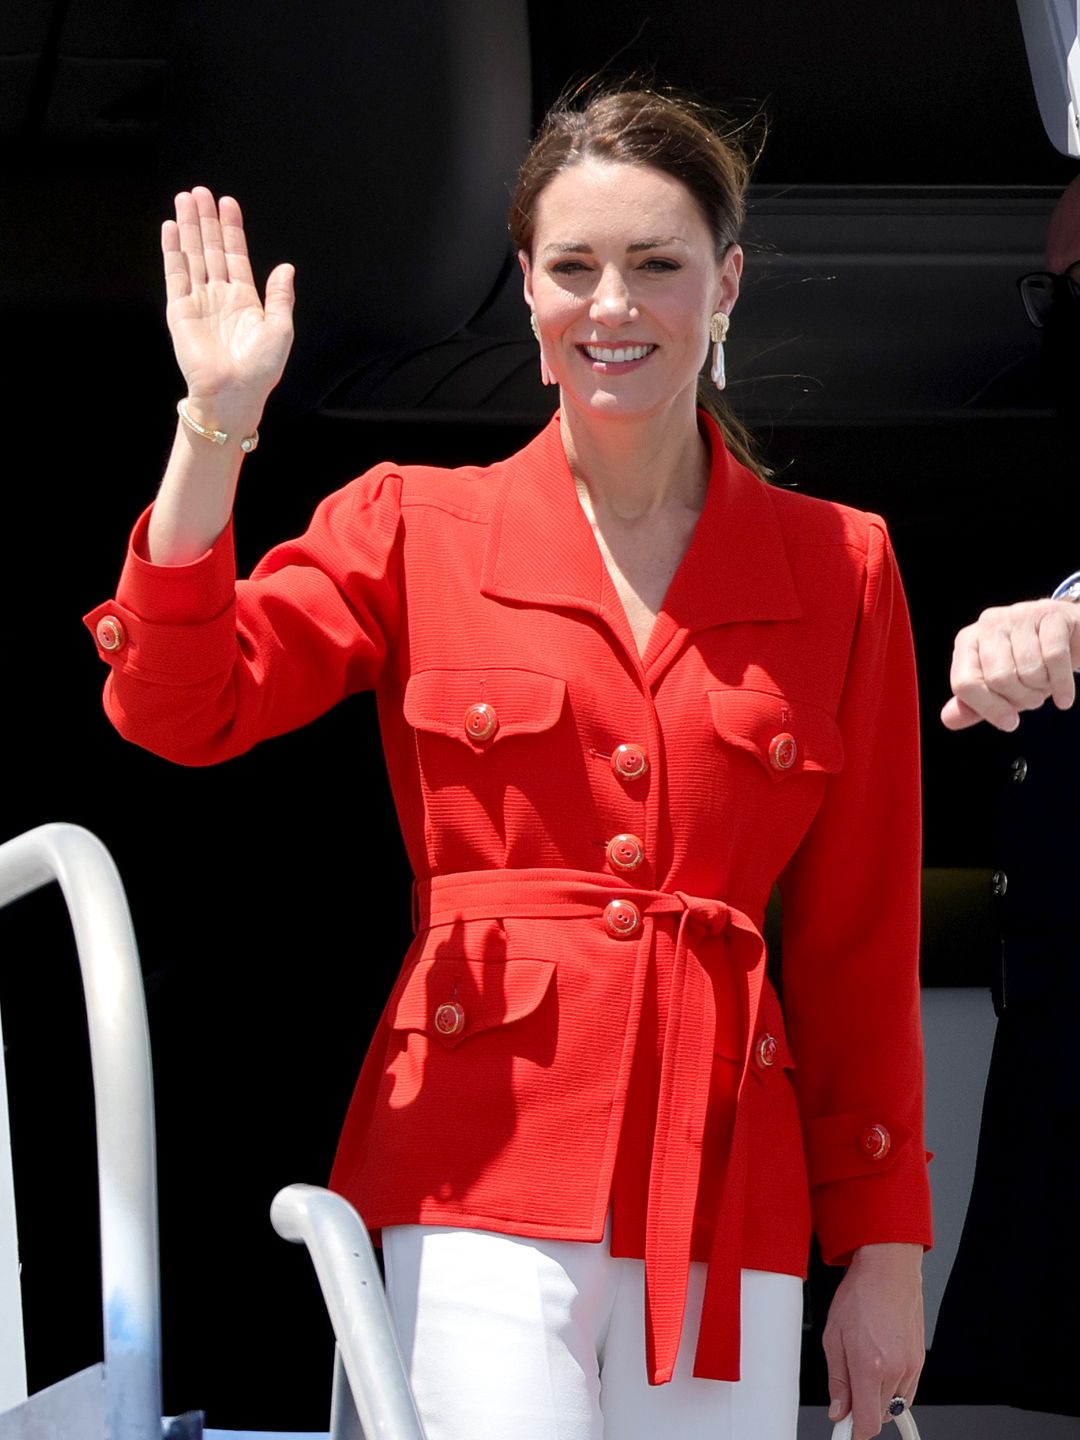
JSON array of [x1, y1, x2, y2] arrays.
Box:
[[390, 956, 556, 1049]]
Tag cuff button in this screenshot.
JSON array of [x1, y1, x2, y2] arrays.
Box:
[[859, 1123, 891, 1161], [96, 615, 126, 652], [755, 1033, 779, 1068]]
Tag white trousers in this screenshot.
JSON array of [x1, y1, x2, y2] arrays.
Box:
[[383, 1222, 803, 1440]]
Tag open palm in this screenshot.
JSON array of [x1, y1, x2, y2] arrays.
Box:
[[162, 187, 295, 405]]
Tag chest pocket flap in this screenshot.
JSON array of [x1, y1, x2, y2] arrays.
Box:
[[404, 668, 566, 748], [708, 690, 843, 781]]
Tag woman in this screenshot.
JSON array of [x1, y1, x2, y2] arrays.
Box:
[[86, 89, 930, 1440]]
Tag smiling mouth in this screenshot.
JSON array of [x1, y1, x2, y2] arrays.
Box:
[[579, 343, 657, 364]]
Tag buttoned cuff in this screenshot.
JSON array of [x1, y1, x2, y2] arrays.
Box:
[[83, 506, 239, 681], [807, 1108, 932, 1264], [122, 506, 237, 622]]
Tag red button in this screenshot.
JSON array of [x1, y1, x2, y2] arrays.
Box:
[[96, 615, 126, 652], [606, 833, 645, 871], [603, 899, 642, 938], [463, 703, 498, 743], [769, 732, 798, 771], [755, 1033, 779, 1068], [859, 1123, 891, 1161], [434, 1001, 465, 1036], [611, 744, 649, 780]]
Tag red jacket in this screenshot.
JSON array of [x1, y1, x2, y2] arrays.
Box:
[[86, 412, 932, 1384]]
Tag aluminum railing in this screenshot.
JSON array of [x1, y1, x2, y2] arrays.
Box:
[[0, 823, 425, 1440], [0, 822, 161, 1440], [272, 1185, 427, 1440]]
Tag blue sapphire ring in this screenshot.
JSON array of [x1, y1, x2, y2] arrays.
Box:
[[888, 1396, 907, 1417]]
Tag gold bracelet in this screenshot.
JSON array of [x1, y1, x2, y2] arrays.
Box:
[[177, 398, 259, 454]]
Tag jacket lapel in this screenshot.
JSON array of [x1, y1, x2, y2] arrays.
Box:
[[480, 413, 627, 638], [643, 414, 802, 680], [481, 411, 803, 677]]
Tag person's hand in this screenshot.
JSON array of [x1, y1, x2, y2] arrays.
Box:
[[163, 188, 295, 426], [823, 1243, 924, 1440], [941, 598, 1080, 731]]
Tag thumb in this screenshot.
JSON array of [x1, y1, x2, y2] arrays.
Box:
[[940, 695, 984, 731], [264, 262, 296, 326]]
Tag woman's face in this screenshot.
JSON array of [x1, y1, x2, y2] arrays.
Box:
[[520, 158, 742, 425]]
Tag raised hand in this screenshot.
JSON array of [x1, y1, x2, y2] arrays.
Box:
[[162, 187, 295, 421], [147, 189, 295, 564]]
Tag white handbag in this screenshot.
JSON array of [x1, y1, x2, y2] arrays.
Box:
[[832, 1408, 921, 1440]]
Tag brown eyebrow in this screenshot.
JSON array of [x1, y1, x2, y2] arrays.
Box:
[[540, 236, 685, 259]]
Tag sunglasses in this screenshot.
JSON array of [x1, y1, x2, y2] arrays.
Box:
[[1017, 266, 1080, 328]]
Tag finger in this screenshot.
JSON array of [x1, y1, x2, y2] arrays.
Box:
[[948, 626, 1022, 731], [192, 185, 228, 282], [218, 195, 256, 288], [161, 220, 191, 302], [263, 262, 296, 328], [218, 194, 256, 287], [174, 190, 207, 287], [974, 624, 1043, 711], [881, 1372, 919, 1432], [1008, 610, 1055, 698], [827, 1360, 851, 1421], [850, 1367, 885, 1440], [896, 1363, 921, 1410], [1036, 609, 1078, 709]]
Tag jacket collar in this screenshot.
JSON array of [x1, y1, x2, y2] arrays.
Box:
[[480, 411, 802, 636]]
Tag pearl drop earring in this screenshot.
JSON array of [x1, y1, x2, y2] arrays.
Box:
[[709, 312, 730, 390]]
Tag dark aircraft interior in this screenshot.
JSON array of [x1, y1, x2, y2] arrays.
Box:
[[2, 1, 1077, 1433]]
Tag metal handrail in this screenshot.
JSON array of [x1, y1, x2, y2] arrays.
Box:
[[271, 1184, 427, 1440], [0, 823, 161, 1440]]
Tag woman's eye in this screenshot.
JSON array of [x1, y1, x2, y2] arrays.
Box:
[[641, 258, 680, 272], [550, 260, 590, 275]]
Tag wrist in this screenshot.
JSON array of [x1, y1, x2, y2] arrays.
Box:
[[182, 390, 266, 435], [178, 397, 260, 455], [849, 1242, 924, 1272]]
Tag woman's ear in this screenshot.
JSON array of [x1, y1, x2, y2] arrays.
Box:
[[519, 248, 535, 309], [520, 249, 555, 387], [714, 242, 743, 315]]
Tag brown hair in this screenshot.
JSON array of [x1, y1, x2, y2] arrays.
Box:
[[510, 86, 769, 480]]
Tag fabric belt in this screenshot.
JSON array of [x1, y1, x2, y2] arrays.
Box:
[[413, 867, 768, 1385]]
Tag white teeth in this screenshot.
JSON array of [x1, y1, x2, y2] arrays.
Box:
[[583, 344, 655, 364]]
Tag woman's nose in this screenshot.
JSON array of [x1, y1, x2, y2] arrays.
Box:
[[590, 267, 636, 325]]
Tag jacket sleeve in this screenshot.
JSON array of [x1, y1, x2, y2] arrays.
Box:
[[83, 464, 404, 765], [778, 517, 932, 1264]]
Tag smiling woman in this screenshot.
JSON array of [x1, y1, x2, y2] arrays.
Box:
[[511, 88, 764, 481], [85, 84, 931, 1440], [521, 160, 740, 422]]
